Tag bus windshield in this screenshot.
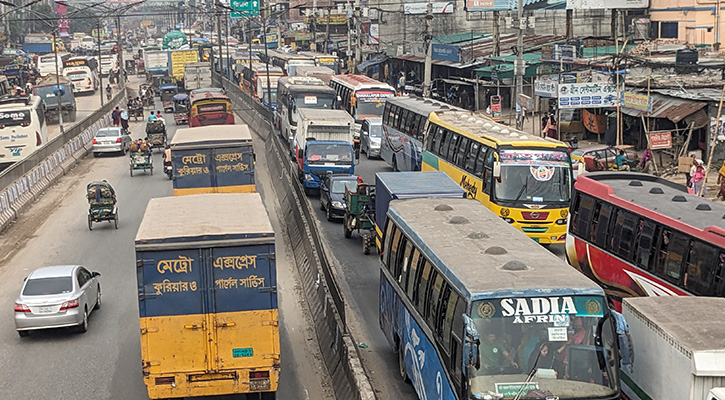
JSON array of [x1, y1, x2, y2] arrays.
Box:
[[294, 95, 334, 109], [469, 295, 618, 399], [355, 90, 394, 117], [494, 149, 571, 205]]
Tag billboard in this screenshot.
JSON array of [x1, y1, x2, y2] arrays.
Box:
[[466, 0, 565, 12], [432, 44, 460, 62], [404, 2, 455, 14], [558, 82, 617, 109], [566, 0, 648, 9]]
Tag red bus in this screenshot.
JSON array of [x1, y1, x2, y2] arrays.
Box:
[[566, 172, 725, 310], [188, 90, 234, 127]]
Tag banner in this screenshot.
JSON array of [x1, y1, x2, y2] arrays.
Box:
[[558, 83, 617, 109], [649, 132, 672, 150], [534, 75, 558, 98], [621, 92, 652, 112], [404, 2, 454, 14], [432, 44, 460, 62], [567, 0, 649, 9], [466, 0, 565, 11], [490, 95, 502, 121], [582, 109, 606, 134]]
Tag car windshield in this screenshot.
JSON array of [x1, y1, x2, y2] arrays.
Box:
[[355, 99, 387, 117], [331, 179, 357, 194], [23, 277, 73, 295], [468, 295, 619, 400], [367, 124, 382, 138], [494, 150, 571, 205], [306, 143, 353, 165], [96, 129, 120, 137], [571, 149, 585, 157]]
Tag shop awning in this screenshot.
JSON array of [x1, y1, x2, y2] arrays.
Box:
[[392, 54, 487, 69], [357, 55, 388, 72], [620, 93, 707, 123]]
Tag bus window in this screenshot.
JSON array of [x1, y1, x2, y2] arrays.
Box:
[[388, 227, 403, 274], [589, 202, 603, 243], [465, 142, 480, 173], [635, 220, 657, 269], [415, 261, 432, 317], [398, 240, 414, 288], [450, 296, 466, 382], [612, 210, 637, 260], [474, 146, 486, 176], [573, 195, 595, 236], [716, 253, 725, 296], [446, 134, 460, 163], [383, 221, 395, 268], [454, 137, 471, 168], [406, 249, 422, 300], [427, 273, 444, 328], [684, 241, 719, 295], [663, 232, 688, 283], [441, 289, 458, 349], [429, 126, 444, 154]]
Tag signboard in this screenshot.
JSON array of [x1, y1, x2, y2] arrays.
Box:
[[558, 83, 617, 109], [567, 0, 649, 9], [518, 93, 534, 111], [490, 95, 502, 121], [534, 75, 558, 98], [369, 24, 380, 44], [649, 131, 672, 150], [431, 44, 460, 62], [621, 92, 652, 112], [553, 44, 577, 61], [495, 383, 539, 398], [582, 109, 606, 134], [404, 1, 454, 14], [169, 50, 199, 80], [466, 0, 565, 11], [231, 0, 259, 17]]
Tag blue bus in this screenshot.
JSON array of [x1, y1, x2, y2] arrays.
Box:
[[380, 96, 461, 172], [379, 197, 621, 400]]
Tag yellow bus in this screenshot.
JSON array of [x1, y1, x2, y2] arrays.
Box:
[[421, 110, 573, 244]]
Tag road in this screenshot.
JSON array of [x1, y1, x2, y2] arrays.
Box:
[[47, 84, 115, 141], [0, 75, 333, 400]]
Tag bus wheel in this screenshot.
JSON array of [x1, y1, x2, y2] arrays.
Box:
[[398, 341, 410, 383]]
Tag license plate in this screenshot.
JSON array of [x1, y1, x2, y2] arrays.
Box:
[[37, 306, 53, 314]]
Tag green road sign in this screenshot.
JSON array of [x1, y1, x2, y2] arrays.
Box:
[[230, 0, 259, 17]]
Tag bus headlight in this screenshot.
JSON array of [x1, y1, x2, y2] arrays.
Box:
[[555, 219, 567, 225], [501, 217, 514, 224]]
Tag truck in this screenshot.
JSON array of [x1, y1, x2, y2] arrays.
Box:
[[168, 49, 199, 88], [622, 296, 725, 400], [135, 193, 279, 399], [183, 62, 212, 91], [22, 42, 53, 54], [294, 65, 334, 85], [143, 50, 170, 79], [33, 74, 77, 123], [170, 125, 255, 196], [293, 108, 356, 193]]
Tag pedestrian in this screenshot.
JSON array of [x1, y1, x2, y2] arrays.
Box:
[[609, 300, 633, 372], [120, 109, 129, 131], [641, 147, 655, 174], [686, 155, 697, 188], [690, 162, 707, 197], [111, 107, 120, 126], [544, 115, 558, 139], [397, 71, 406, 94], [717, 160, 725, 200], [541, 114, 550, 138]]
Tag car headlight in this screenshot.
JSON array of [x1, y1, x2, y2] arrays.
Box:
[[332, 201, 343, 209], [304, 174, 314, 181]]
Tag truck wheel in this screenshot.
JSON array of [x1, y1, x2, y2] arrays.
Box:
[[343, 216, 352, 238], [362, 234, 371, 255]]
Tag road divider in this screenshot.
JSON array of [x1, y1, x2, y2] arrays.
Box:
[[0, 89, 127, 233]]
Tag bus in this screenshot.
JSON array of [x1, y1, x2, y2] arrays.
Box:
[[98, 49, 118, 77], [264, 49, 315, 76], [274, 76, 336, 148], [379, 196, 620, 400], [421, 110, 572, 245], [298, 51, 340, 74], [381, 96, 459, 172], [37, 52, 71, 77], [189, 90, 234, 127], [240, 62, 283, 109], [329, 74, 396, 135], [0, 95, 48, 167], [566, 172, 725, 310], [0, 75, 11, 97], [62, 56, 99, 94]]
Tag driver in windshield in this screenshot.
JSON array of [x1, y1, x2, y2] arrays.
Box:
[[480, 333, 518, 374]]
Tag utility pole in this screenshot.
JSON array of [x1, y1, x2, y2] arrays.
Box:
[[422, 0, 432, 97], [514, 0, 524, 129], [216, 11, 223, 76], [354, 0, 361, 67], [325, 7, 331, 54], [52, 31, 64, 134], [493, 11, 500, 57], [260, 1, 273, 125], [116, 13, 124, 88], [311, 0, 317, 51], [98, 20, 104, 106], [346, 1, 352, 71]]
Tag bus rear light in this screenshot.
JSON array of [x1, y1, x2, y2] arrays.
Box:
[[249, 371, 269, 379], [21, 122, 30, 127], [249, 370, 270, 391], [154, 376, 175, 385]]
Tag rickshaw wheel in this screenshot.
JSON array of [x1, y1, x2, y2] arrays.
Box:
[[114, 212, 119, 229], [88, 215, 93, 231], [362, 234, 371, 255], [343, 216, 353, 239], [130, 165, 134, 177], [150, 163, 154, 175]]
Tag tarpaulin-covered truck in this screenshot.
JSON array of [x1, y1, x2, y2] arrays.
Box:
[[33, 74, 77, 123], [170, 125, 255, 195], [168, 49, 198, 90], [135, 193, 279, 399]]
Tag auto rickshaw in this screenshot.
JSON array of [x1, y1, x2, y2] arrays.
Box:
[[159, 83, 178, 113], [124, 59, 136, 75], [173, 93, 189, 125], [342, 184, 376, 254]]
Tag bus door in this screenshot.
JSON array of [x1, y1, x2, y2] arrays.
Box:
[[137, 249, 207, 376], [208, 245, 278, 372]]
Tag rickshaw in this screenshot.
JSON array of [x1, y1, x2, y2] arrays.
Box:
[[139, 83, 154, 109], [130, 148, 153, 176], [124, 59, 136, 75], [342, 184, 376, 254], [173, 93, 189, 125], [146, 119, 167, 151], [86, 181, 118, 230], [159, 83, 178, 113], [136, 59, 145, 76]]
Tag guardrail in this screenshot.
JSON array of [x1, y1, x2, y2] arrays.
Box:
[[0, 89, 128, 232], [214, 72, 376, 400]]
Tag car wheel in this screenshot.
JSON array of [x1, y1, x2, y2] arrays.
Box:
[[93, 152, 99, 158], [366, 145, 371, 159], [77, 308, 88, 333], [326, 205, 333, 222], [18, 330, 29, 337], [320, 199, 325, 211], [94, 286, 102, 310]]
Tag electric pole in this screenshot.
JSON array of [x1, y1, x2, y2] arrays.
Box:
[[354, 0, 361, 67], [422, 0, 432, 97], [514, 0, 524, 129]]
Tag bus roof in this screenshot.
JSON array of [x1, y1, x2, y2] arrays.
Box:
[[135, 193, 273, 244], [0, 94, 40, 109], [298, 51, 338, 60], [248, 62, 283, 74], [331, 74, 395, 92], [387, 197, 604, 301], [623, 296, 725, 352], [171, 125, 252, 147], [278, 76, 336, 94], [189, 90, 230, 103], [297, 108, 353, 123], [266, 49, 314, 61], [385, 95, 463, 114], [576, 172, 725, 245], [430, 110, 568, 149]]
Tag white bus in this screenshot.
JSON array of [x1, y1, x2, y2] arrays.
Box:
[[274, 76, 337, 150], [329, 74, 396, 142], [99, 52, 118, 77], [0, 95, 48, 167], [62, 56, 99, 94], [264, 49, 316, 76], [37, 52, 71, 77]]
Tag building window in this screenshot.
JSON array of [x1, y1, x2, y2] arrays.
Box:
[[660, 22, 678, 39]]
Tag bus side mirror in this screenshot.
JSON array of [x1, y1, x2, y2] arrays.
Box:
[[462, 314, 480, 372], [493, 161, 501, 180]]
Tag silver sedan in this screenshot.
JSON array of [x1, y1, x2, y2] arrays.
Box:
[[14, 265, 101, 336], [92, 126, 131, 156]]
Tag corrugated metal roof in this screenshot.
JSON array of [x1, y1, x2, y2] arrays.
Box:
[[683, 108, 709, 129], [393, 54, 486, 69], [621, 93, 707, 122], [433, 32, 489, 45]]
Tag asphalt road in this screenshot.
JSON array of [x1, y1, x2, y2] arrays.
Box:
[[0, 78, 333, 400], [47, 84, 115, 141]]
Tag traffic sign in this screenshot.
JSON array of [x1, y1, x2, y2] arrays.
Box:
[[231, 0, 259, 17]]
